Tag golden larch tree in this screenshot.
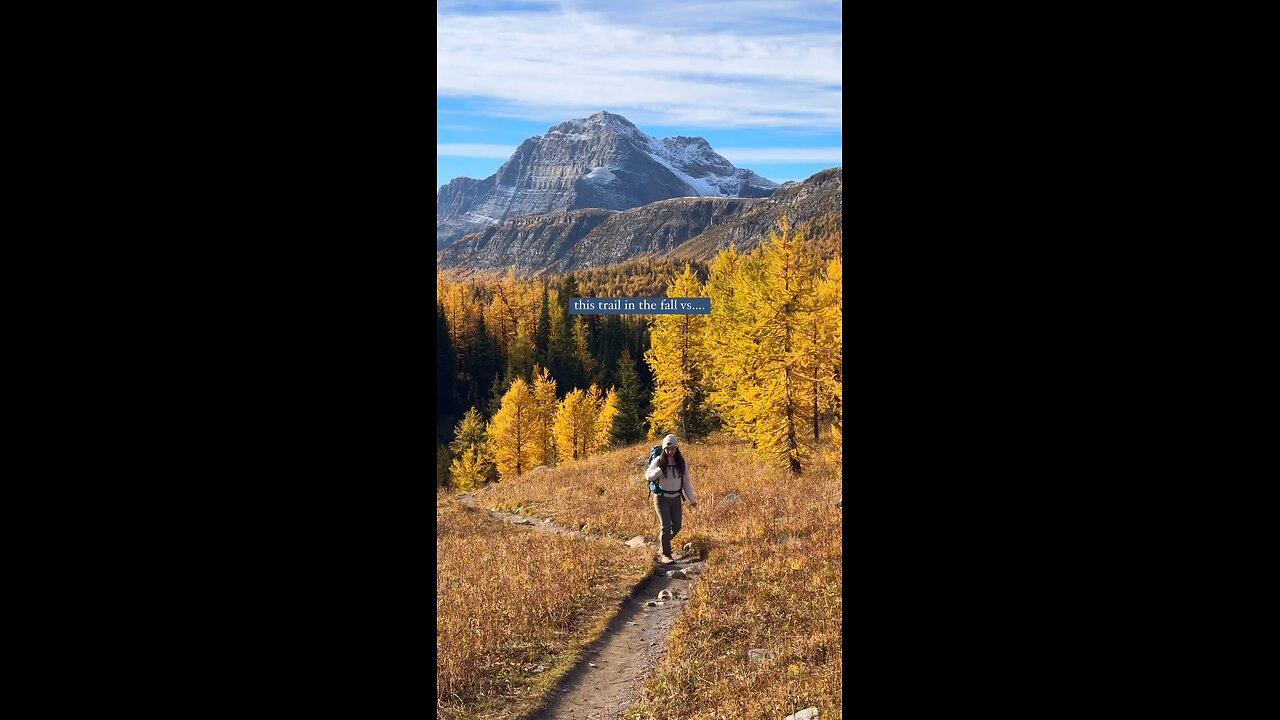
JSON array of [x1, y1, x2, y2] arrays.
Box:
[[553, 388, 591, 462], [821, 257, 842, 466], [703, 243, 765, 441], [488, 376, 539, 480], [593, 386, 620, 453], [797, 251, 841, 443], [644, 263, 712, 440], [448, 406, 494, 490], [530, 364, 559, 467], [736, 215, 821, 475]]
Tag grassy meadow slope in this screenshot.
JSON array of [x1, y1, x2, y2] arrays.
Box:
[[470, 433, 844, 719], [437, 498, 652, 720]]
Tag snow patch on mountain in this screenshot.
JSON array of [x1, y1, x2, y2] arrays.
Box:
[[642, 135, 770, 197], [582, 166, 617, 183], [644, 150, 721, 196]]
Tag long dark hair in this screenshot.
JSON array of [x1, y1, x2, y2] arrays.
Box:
[[657, 447, 686, 477]]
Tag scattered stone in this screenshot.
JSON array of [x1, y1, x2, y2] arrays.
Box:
[[679, 567, 699, 578], [657, 589, 674, 601], [723, 492, 741, 504], [589, 662, 597, 668], [682, 542, 696, 553], [532, 665, 546, 674], [665, 570, 679, 577], [785, 708, 820, 720], [544, 518, 553, 523], [625, 535, 648, 548], [645, 601, 657, 607], [747, 648, 774, 662]]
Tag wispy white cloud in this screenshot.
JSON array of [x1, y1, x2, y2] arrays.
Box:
[[716, 147, 842, 164], [437, 143, 520, 158], [437, 2, 841, 130]]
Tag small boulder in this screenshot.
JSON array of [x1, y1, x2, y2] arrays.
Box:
[[657, 589, 674, 601], [747, 648, 773, 662], [625, 535, 648, 548], [785, 708, 820, 720]]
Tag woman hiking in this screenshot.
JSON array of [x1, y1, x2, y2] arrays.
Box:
[[645, 433, 698, 564]]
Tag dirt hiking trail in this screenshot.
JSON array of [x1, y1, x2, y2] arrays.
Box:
[[455, 491, 707, 720]]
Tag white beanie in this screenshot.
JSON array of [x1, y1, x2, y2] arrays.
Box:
[[662, 434, 679, 448]]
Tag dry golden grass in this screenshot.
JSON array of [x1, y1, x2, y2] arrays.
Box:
[[437, 498, 652, 720], [467, 433, 844, 719]]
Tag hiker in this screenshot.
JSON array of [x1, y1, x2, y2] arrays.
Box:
[[646, 433, 698, 564]]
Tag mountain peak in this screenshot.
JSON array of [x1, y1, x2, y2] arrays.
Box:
[[438, 112, 781, 249], [585, 110, 638, 130], [550, 110, 643, 138]]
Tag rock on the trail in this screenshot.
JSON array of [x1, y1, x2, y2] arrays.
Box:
[[747, 648, 774, 662], [785, 707, 820, 720], [657, 589, 674, 601], [625, 535, 648, 548], [645, 600, 657, 607]]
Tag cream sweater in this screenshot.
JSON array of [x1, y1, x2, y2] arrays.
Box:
[[646, 455, 698, 504]]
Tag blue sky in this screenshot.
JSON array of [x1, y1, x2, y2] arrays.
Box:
[[437, 0, 842, 190]]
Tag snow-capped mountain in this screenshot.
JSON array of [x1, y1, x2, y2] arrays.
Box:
[[436, 111, 779, 249]]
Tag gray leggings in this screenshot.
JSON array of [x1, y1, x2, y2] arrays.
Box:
[[653, 494, 683, 556]]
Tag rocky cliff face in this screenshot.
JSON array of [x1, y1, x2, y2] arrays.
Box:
[[436, 111, 779, 249], [668, 166, 843, 260], [437, 167, 841, 276]]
